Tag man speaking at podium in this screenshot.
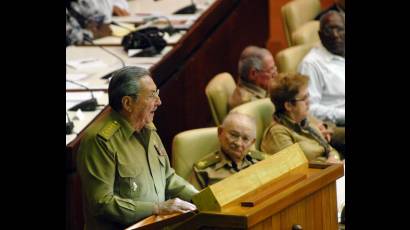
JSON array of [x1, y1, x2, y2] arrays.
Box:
[[77, 66, 198, 230]]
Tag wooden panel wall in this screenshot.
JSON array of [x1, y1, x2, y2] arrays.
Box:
[[154, 0, 269, 157]]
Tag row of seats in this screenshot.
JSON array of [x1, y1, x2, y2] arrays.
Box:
[[281, 0, 321, 46], [172, 0, 329, 191], [205, 41, 314, 121]]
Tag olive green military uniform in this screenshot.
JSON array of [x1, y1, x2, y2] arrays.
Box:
[[261, 114, 340, 162], [193, 149, 265, 189], [77, 110, 198, 230], [228, 80, 268, 110]]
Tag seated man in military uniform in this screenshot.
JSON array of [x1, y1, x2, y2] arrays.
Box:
[[193, 112, 265, 189]]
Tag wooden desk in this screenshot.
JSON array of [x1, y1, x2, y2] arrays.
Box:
[[127, 163, 343, 230]]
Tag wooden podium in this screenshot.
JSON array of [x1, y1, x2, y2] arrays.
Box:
[[126, 144, 344, 230]]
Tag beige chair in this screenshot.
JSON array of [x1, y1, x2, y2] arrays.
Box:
[[205, 72, 236, 126], [230, 98, 275, 151], [275, 43, 316, 73], [291, 20, 320, 46], [281, 0, 321, 46], [172, 127, 219, 190]]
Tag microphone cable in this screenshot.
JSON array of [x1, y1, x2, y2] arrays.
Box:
[[84, 36, 126, 68]]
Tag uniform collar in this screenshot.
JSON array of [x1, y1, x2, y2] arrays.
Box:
[[109, 109, 157, 139], [239, 80, 268, 98], [214, 149, 254, 171]]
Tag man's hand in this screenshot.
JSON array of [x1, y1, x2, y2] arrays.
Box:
[[326, 155, 342, 164], [154, 198, 197, 215], [317, 123, 333, 142], [113, 6, 130, 16]]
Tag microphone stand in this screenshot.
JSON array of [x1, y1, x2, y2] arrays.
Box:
[[66, 111, 74, 134], [173, 0, 197, 14], [66, 79, 98, 111]]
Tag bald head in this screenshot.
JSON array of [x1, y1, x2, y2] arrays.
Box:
[[221, 112, 256, 135], [218, 112, 256, 163], [240, 46, 260, 60]]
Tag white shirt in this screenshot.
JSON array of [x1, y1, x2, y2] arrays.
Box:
[[298, 44, 345, 124], [78, 0, 129, 23]]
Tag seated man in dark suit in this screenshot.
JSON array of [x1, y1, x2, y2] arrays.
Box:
[[193, 112, 265, 189]]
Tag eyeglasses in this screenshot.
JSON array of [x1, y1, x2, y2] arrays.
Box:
[[226, 130, 254, 145], [129, 89, 160, 100], [257, 66, 277, 76], [148, 89, 160, 99], [292, 93, 309, 102]]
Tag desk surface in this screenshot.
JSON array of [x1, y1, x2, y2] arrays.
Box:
[[66, 92, 108, 145], [66, 46, 172, 90]]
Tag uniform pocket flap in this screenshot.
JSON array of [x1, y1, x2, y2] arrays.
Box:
[[118, 164, 142, 177]]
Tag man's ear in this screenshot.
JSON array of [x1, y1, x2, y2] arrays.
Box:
[[121, 96, 132, 112], [249, 68, 258, 82], [217, 126, 223, 136]]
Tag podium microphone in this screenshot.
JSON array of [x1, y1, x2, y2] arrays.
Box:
[[173, 0, 197, 14], [66, 79, 98, 111], [66, 112, 74, 134], [142, 16, 177, 36]]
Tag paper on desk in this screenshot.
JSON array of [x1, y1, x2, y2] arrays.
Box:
[[110, 22, 136, 37], [66, 91, 104, 101], [66, 134, 77, 145], [66, 91, 104, 110], [127, 49, 144, 57], [93, 36, 123, 45], [163, 31, 185, 44], [66, 58, 108, 71]]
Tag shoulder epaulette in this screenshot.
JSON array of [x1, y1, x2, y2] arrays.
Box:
[[98, 121, 120, 141], [247, 149, 265, 161], [194, 152, 222, 170]]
